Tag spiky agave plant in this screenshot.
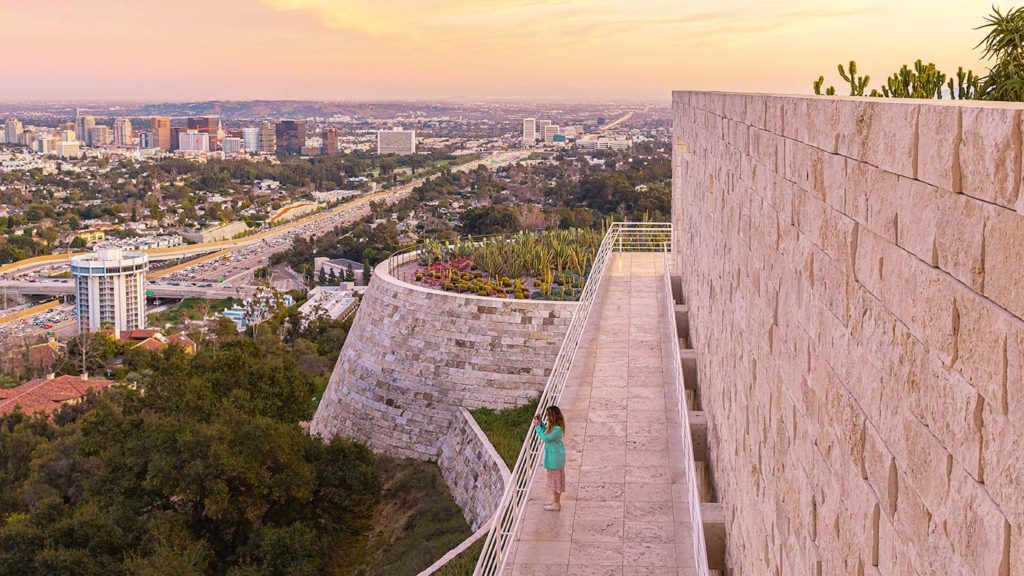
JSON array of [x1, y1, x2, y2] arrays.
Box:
[[976, 6, 1024, 102]]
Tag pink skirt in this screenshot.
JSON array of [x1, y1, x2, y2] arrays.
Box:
[[545, 468, 566, 493]]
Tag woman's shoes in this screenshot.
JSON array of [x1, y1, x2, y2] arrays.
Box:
[[543, 503, 561, 511]]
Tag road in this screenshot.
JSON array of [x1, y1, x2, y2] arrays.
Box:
[[0, 280, 254, 300], [598, 110, 635, 132]]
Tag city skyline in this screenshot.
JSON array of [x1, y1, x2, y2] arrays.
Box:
[[2, 0, 991, 101]]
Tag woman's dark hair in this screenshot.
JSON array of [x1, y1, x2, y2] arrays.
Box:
[[545, 405, 566, 433]]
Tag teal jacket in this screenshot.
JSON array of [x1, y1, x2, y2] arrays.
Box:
[[535, 424, 565, 470]]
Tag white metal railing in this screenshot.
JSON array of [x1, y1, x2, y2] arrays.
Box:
[[474, 221, 696, 576], [661, 241, 709, 575]]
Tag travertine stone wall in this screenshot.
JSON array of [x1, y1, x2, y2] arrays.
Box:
[[673, 91, 1024, 576], [311, 259, 574, 460], [438, 407, 511, 530]]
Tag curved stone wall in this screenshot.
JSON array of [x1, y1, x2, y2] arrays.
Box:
[[311, 255, 575, 460]]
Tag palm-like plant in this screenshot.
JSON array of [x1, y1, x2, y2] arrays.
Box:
[[977, 6, 1024, 101]]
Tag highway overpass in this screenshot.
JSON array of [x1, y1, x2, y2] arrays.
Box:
[[0, 280, 255, 300]]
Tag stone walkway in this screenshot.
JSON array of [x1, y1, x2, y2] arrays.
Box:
[[506, 253, 698, 576]]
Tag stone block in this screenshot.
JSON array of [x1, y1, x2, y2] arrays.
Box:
[[892, 471, 932, 555], [942, 467, 1010, 576], [983, 205, 1024, 320], [894, 176, 940, 267], [916, 103, 961, 192], [836, 99, 918, 180], [959, 106, 1021, 210], [822, 152, 847, 213], [845, 160, 899, 241], [894, 411, 951, 514], [952, 285, 1011, 413], [934, 193, 987, 292], [912, 355, 984, 481], [863, 422, 897, 520]]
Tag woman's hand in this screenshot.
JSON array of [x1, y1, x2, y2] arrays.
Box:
[[532, 415, 542, 427]]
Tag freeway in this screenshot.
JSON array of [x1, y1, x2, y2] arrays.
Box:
[[598, 110, 635, 132], [0, 280, 254, 300]]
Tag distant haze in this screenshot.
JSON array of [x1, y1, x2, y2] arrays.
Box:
[[1, 0, 989, 101]]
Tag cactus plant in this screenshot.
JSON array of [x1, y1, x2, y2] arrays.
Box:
[[838, 61, 871, 96]]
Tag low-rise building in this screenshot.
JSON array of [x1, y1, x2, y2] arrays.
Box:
[[0, 374, 115, 417], [312, 189, 361, 203], [314, 257, 365, 283], [298, 286, 358, 326], [181, 221, 248, 243], [377, 128, 417, 155]]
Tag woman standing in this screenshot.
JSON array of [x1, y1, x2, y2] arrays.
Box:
[[533, 405, 566, 512]]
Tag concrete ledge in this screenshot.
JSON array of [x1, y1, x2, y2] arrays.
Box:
[[701, 502, 727, 571]]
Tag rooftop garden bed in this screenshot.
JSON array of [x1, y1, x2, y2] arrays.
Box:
[[400, 229, 600, 301]]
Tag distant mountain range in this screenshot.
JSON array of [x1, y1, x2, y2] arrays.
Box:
[[0, 99, 665, 121]]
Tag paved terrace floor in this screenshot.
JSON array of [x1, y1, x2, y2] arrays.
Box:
[[506, 253, 699, 576]]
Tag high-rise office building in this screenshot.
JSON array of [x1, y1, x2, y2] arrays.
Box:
[[222, 137, 244, 155], [169, 127, 185, 151], [537, 120, 551, 139], [87, 125, 111, 147], [113, 118, 132, 146], [71, 247, 148, 337], [4, 119, 23, 145], [543, 124, 561, 143], [58, 129, 76, 142], [187, 116, 223, 150], [376, 128, 416, 155], [138, 131, 152, 149], [242, 127, 259, 152], [322, 127, 339, 155], [275, 120, 306, 154], [151, 116, 171, 151], [178, 129, 210, 152], [258, 121, 276, 154], [523, 118, 536, 143], [34, 136, 57, 155], [75, 115, 95, 143]]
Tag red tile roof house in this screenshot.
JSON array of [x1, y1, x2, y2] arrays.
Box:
[[120, 330, 197, 355], [0, 374, 115, 417]]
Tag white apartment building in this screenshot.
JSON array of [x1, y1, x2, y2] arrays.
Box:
[[87, 125, 111, 147], [71, 247, 148, 336], [523, 118, 536, 143], [537, 120, 551, 140], [56, 140, 81, 158], [377, 128, 417, 155], [4, 119, 23, 145], [222, 137, 244, 155], [543, 124, 560, 143], [113, 118, 133, 146], [179, 129, 210, 152], [75, 115, 95, 143], [242, 127, 259, 152]]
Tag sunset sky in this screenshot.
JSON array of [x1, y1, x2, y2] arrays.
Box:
[[0, 0, 995, 101]]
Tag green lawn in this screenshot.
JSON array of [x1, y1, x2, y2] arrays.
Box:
[[148, 298, 235, 326], [470, 397, 538, 469]]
